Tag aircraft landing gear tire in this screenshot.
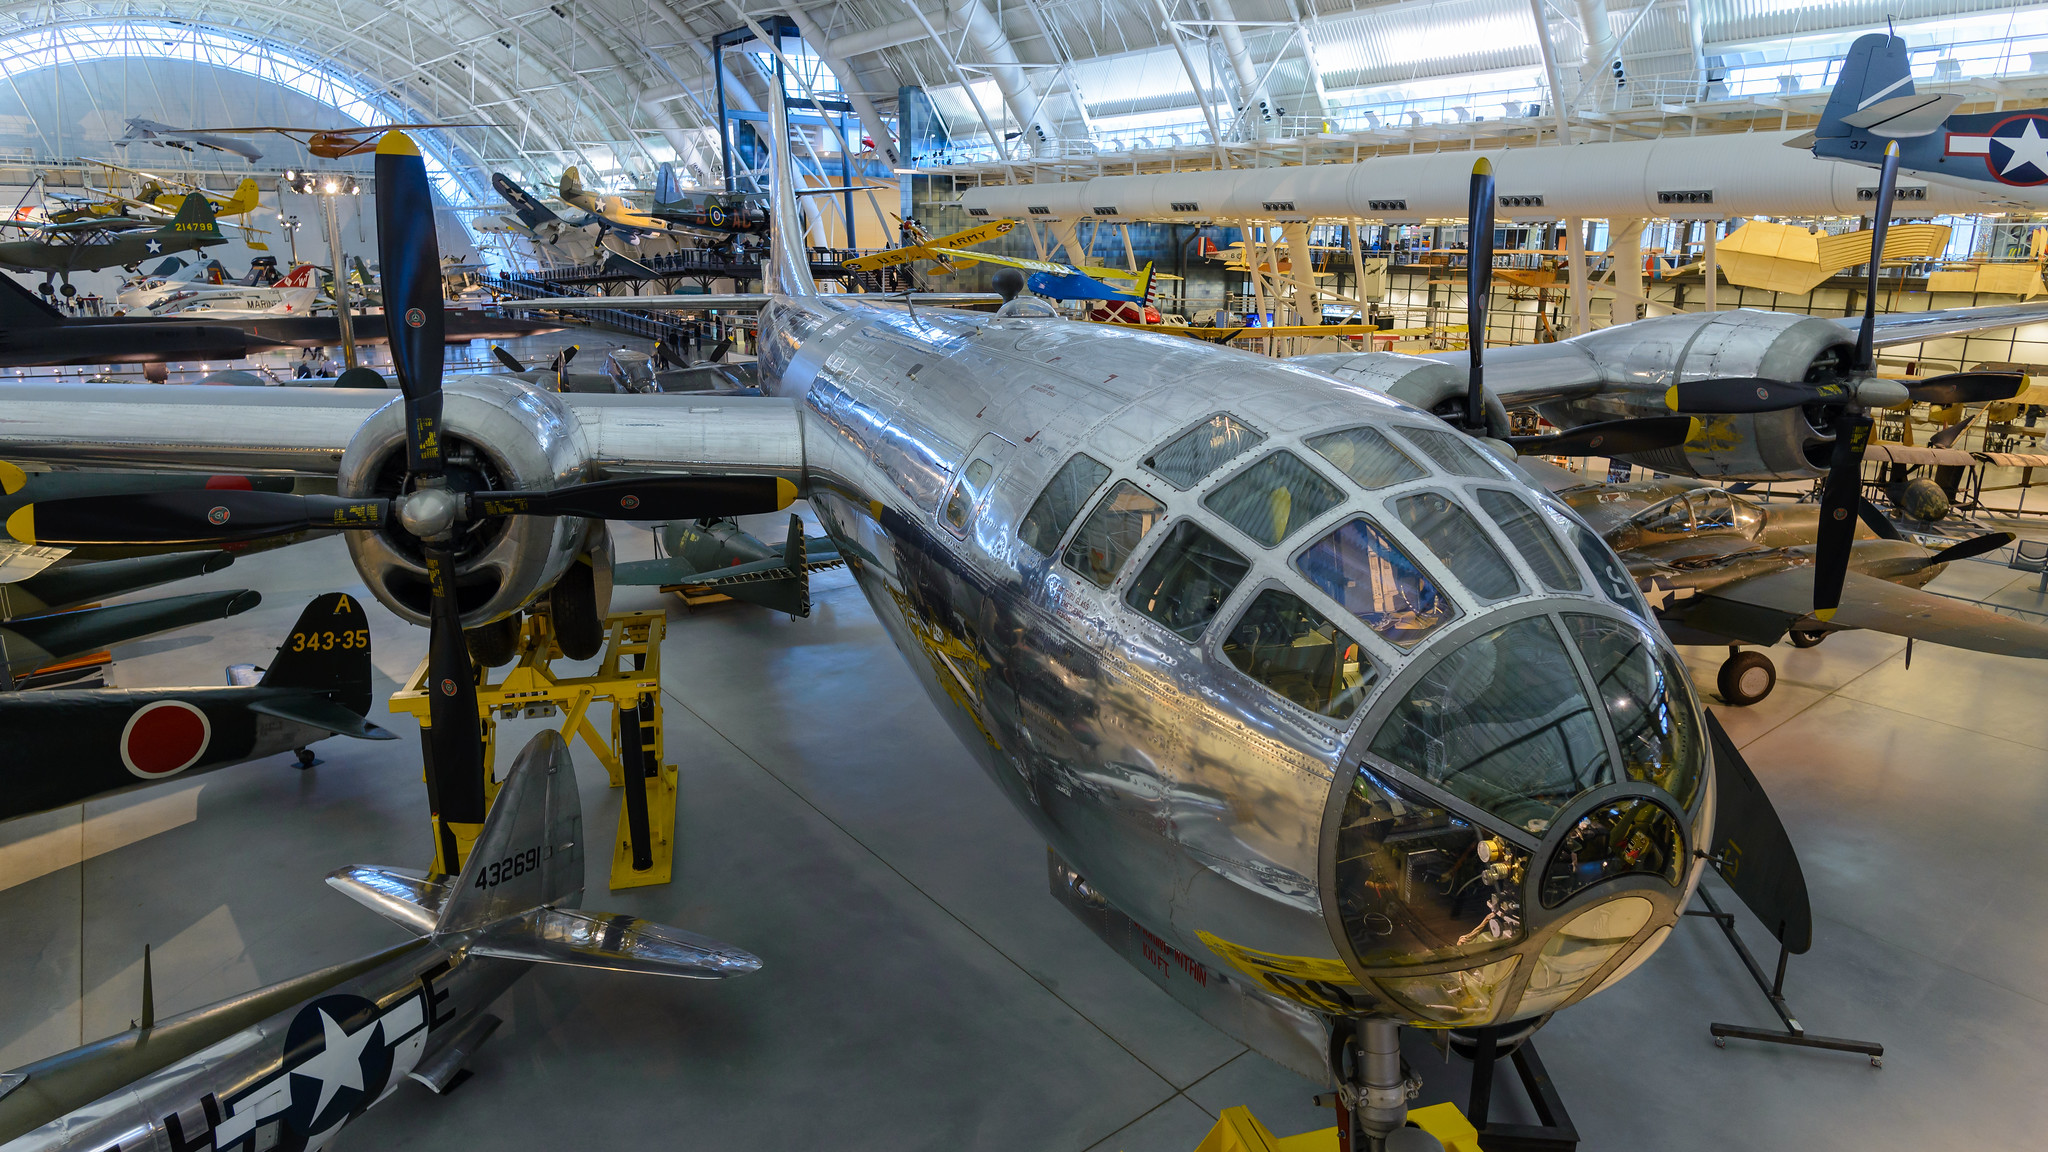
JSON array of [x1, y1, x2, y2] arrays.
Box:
[[1718, 650, 1776, 706], [1789, 629, 1827, 649], [36, 280, 52, 296], [294, 747, 319, 769], [550, 561, 604, 660], [466, 613, 523, 667], [58, 281, 75, 297]]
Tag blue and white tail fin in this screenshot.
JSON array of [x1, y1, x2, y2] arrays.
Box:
[[765, 82, 817, 299], [327, 730, 760, 979], [1819, 33, 1963, 142]]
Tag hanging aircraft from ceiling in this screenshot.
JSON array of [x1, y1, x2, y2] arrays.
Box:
[[10, 99, 2048, 1146]]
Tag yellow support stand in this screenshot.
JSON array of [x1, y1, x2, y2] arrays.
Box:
[[1192, 1104, 1479, 1152], [389, 609, 678, 889]]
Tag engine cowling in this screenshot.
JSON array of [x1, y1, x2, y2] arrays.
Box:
[[1544, 310, 1856, 480], [337, 376, 593, 627], [1287, 350, 1512, 438]]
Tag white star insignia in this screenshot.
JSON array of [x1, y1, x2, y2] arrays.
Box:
[[1639, 577, 1696, 611], [1998, 120, 2048, 178], [291, 1008, 378, 1121], [145, 239, 161, 253]]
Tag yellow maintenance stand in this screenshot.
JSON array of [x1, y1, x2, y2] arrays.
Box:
[[390, 609, 678, 889]]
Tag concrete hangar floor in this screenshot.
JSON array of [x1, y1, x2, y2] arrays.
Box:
[[0, 511, 2043, 1150]]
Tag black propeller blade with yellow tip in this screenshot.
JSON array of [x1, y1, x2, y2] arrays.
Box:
[[1462, 158, 1495, 434], [6, 490, 385, 546], [376, 129, 485, 876], [491, 345, 526, 372], [1811, 141, 1901, 621], [1458, 160, 1694, 457], [1504, 416, 1696, 458]]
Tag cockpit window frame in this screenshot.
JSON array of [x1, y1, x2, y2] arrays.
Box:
[[1324, 599, 1703, 861], [1206, 576, 1383, 729], [1140, 411, 1268, 491]]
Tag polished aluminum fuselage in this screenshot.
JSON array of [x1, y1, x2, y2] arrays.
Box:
[[756, 296, 1702, 1075]]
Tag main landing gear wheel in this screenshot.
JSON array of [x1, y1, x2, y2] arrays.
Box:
[[1789, 629, 1827, 649], [466, 613, 523, 668], [550, 560, 604, 660], [1718, 649, 1776, 706]]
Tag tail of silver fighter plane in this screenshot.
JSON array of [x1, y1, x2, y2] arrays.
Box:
[[327, 728, 760, 977]]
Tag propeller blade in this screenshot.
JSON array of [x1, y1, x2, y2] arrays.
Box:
[[1666, 377, 1846, 414], [1856, 497, 1903, 541], [491, 345, 526, 372], [1925, 530, 2014, 566], [476, 475, 798, 521], [374, 131, 447, 477], [1813, 412, 1874, 619], [6, 491, 385, 546], [1904, 370, 2024, 407], [1464, 158, 1495, 432], [1854, 141, 1901, 374], [1927, 413, 1978, 449], [421, 541, 486, 875], [1504, 415, 1695, 458], [560, 344, 579, 367], [1701, 710, 1813, 955]]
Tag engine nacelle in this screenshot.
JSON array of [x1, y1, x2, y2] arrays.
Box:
[[1287, 350, 1511, 438], [1542, 309, 1854, 480], [337, 377, 594, 627]]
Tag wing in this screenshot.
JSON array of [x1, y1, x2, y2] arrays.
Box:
[[1101, 321, 1382, 340], [0, 382, 808, 480], [1853, 302, 2048, 348], [1416, 342, 1610, 407], [1685, 565, 2048, 658]]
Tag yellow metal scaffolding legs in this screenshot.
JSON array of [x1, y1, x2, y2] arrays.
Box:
[[391, 609, 678, 888]]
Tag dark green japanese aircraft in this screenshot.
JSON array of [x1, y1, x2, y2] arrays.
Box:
[[0, 591, 394, 821], [1551, 474, 2048, 704], [0, 193, 224, 296], [0, 465, 308, 684], [616, 514, 841, 616]]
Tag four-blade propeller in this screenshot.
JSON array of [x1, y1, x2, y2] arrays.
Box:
[[4, 131, 795, 876]]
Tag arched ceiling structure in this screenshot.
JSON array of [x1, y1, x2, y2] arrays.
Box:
[[0, 0, 2045, 199]]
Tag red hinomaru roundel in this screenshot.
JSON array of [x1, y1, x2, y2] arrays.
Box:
[[120, 701, 212, 779]]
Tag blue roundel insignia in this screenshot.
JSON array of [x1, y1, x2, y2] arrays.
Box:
[[1957, 115, 2048, 186], [709, 205, 726, 227], [279, 994, 395, 1136]]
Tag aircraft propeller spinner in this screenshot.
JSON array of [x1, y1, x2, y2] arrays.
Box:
[[2, 130, 795, 870]]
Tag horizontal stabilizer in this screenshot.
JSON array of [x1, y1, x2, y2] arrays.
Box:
[[1839, 92, 1964, 136], [247, 694, 397, 739], [325, 865, 453, 935], [0, 540, 69, 585], [15, 550, 233, 611], [469, 907, 761, 979]]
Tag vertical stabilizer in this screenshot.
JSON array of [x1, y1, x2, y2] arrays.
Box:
[[432, 730, 585, 936], [766, 82, 817, 298], [0, 275, 65, 327], [155, 193, 221, 241], [1821, 34, 1912, 139]]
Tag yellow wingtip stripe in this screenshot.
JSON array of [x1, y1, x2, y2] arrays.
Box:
[[0, 460, 23, 496], [5, 505, 33, 544], [375, 130, 421, 157]]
